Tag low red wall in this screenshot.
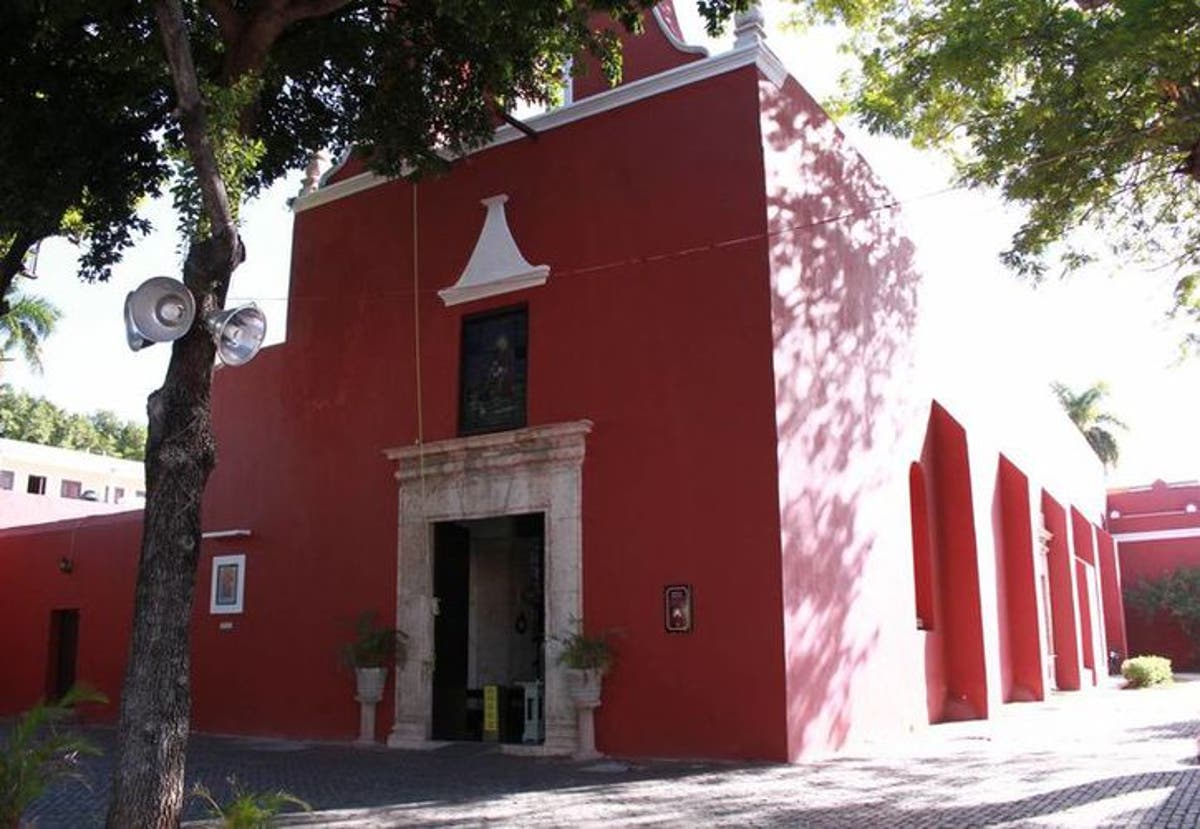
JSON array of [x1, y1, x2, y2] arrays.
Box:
[[0, 513, 141, 721]]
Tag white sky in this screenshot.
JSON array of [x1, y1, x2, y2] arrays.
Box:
[[5, 2, 1197, 488]]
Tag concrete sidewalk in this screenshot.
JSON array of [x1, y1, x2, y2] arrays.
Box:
[[22, 676, 1200, 827]]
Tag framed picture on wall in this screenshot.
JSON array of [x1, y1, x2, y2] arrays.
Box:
[[664, 584, 693, 633], [210, 554, 246, 615], [458, 305, 529, 435]]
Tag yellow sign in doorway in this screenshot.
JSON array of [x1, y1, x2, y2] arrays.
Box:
[[483, 684, 499, 741]]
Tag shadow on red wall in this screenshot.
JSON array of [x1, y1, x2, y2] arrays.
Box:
[[761, 67, 924, 758]]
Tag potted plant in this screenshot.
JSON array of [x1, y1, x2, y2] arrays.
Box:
[[558, 625, 613, 703], [341, 612, 406, 744], [556, 620, 614, 759]]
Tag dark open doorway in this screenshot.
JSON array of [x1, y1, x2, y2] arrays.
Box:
[[46, 609, 79, 701], [431, 513, 545, 744]]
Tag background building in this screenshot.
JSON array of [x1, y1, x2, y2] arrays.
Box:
[[0, 438, 144, 528]]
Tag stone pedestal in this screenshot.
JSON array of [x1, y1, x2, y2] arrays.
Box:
[[355, 667, 388, 744], [566, 668, 603, 760]]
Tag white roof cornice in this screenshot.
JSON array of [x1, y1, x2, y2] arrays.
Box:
[[294, 43, 786, 215], [1113, 527, 1200, 544]]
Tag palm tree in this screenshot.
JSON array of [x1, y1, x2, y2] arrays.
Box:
[[1052, 381, 1127, 470], [0, 291, 61, 373]]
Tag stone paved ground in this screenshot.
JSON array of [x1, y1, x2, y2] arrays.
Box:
[[17, 676, 1200, 827]]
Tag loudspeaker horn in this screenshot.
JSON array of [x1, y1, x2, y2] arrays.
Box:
[[205, 303, 267, 366], [124, 277, 196, 351]]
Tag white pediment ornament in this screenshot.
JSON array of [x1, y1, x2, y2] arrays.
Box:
[[438, 195, 550, 307]]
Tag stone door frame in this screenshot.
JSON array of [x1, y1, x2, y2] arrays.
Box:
[[384, 420, 591, 754]]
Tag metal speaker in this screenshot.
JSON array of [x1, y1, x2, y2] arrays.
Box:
[[205, 303, 267, 366], [124, 277, 196, 351]]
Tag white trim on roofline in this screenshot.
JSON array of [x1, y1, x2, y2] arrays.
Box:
[[294, 43, 786, 214], [1113, 527, 1200, 544], [651, 6, 709, 56]]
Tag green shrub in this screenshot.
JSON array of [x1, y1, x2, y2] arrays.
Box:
[[191, 777, 311, 828], [339, 612, 407, 669], [1125, 568, 1200, 663], [0, 685, 107, 827], [1121, 655, 1174, 688]]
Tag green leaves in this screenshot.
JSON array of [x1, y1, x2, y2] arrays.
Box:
[[821, 0, 1200, 282], [0, 1, 169, 288], [1051, 380, 1126, 468], [1125, 567, 1200, 662], [0, 685, 108, 828], [0, 292, 60, 373], [0, 385, 147, 461], [340, 612, 407, 669], [170, 76, 266, 248], [191, 777, 311, 829]]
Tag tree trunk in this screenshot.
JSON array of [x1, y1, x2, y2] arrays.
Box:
[[105, 2, 244, 825], [105, 237, 235, 828]]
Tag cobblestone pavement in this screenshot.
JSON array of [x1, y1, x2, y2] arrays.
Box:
[[19, 676, 1200, 827]]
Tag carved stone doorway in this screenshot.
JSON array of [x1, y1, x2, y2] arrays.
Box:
[[384, 421, 591, 755]]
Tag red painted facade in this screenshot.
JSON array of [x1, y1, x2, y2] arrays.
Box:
[[0, 6, 1121, 762]]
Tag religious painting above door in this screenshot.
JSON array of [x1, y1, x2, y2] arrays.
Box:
[[459, 306, 528, 435]]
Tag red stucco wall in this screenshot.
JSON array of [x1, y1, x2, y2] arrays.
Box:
[[1042, 494, 1083, 691], [996, 456, 1043, 702], [1095, 530, 1127, 660], [925, 405, 988, 721], [0, 514, 140, 720], [195, 64, 790, 758], [761, 68, 930, 757], [0, 27, 1117, 763]]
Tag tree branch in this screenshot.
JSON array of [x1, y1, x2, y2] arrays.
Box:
[[0, 231, 38, 316], [202, 0, 243, 44], [155, 0, 239, 255], [283, 0, 356, 24]]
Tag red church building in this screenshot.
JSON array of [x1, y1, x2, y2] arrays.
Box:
[[0, 4, 1122, 762]]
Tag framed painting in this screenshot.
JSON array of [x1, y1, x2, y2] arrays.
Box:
[[210, 554, 246, 615], [459, 305, 529, 435]]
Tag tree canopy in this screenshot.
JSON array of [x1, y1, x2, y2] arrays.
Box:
[[0, 385, 147, 461], [803, 0, 1200, 293], [0, 1, 169, 312]]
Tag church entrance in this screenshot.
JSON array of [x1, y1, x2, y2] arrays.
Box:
[[386, 420, 590, 754], [431, 513, 546, 745]]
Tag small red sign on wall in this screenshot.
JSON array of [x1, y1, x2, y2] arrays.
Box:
[[664, 585, 693, 633]]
